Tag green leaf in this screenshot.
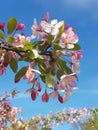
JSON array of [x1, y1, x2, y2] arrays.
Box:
[[4, 54, 9, 62], [45, 73, 56, 88], [73, 44, 81, 50], [0, 31, 4, 39], [53, 43, 62, 50], [7, 36, 14, 43], [46, 34, 53, 41], [38, 63, 46, 74], [57, 60, 72, 74], [57, 69, 64, 79], [10, 58, 18, 73], [7, 17, 17, 34], [15, 66, 28, 81], [38, 41, 51, 54]]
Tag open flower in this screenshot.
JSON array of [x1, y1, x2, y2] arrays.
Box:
[[24, 63, 41, 83], [69, 51, 83, 73], [13, 34, 30, 48], [59, 73, 77, 88], [31, 18, 46, 39], [60, 27, 78, 49], [41, 19, 64, 35], [24, 64, 35, 83]]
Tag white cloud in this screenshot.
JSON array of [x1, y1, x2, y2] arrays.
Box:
[[63, 0, 97, 10], [14, 92, 29, 99], [78, 89, 98, 94]]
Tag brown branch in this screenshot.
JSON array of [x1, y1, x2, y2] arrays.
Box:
[[0, 44, 29, 57]]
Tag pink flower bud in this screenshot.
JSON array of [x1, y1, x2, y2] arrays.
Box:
[[38, 87, 41, 92], [0, 23, 5, 30], [42, 91, 49, 102], [76, 51, 83, 60], [31, 89, 37, 101], [64, 24, 70, 30], [58, 95, 64, 103], [16, 23, 25, 30], [3, 61, 9, 67]]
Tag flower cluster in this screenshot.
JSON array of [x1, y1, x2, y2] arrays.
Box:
[[0, 92, 22, 129], [0, 12, 82, 103]]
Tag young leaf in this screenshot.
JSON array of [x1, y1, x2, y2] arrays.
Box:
[[53, 43, 62, 50], [7, 17, 17, 34], [10, 58, 18, 73], [31, 49, 43, 59], [0, 31, 4, 39], [57, 60, 72, 74], [57, 69, 64, 79], [45, 73, 56, 88], [4, 54, 9, 62], [7, 36, 14, 43], [15, 66, 28, 81]]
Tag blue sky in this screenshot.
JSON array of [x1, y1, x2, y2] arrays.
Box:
[[0, 0, 98, 129]]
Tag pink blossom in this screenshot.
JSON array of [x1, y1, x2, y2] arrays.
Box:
[[44, 61, 50, 68], [24, 64, 35, 83], [10, 106, 22, 118], [49, 91, 58, 98], [64, 24, 70, 30], [0, 23, 5, 30], [41, 19, 64, 35], [7, 51, 18, 61], [71, 61, 80, 73], [59, 73, 77, 88], [60, 27, 78, 49], [16, 23, 25, 30], [75, 50, 83, 60], [24, 63, 41, 83], [13, 34, 31, 48], [68, 51, 82, 73], [31, 18, 46, 39]]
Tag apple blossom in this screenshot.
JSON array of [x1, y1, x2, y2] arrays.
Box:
[[13, 34, 31, 48], [41, 19, 64, 36], [24, 63, 35, 83], [60, 27, 78, 49], [31, 18, 46, 39], [59, 73, 77, 88]]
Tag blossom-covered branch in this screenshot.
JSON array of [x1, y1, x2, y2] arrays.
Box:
[[0, 92, 89, 130], [0, 12, 82, 103]]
